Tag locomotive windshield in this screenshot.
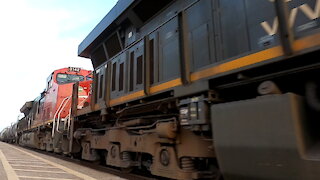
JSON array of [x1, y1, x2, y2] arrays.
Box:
[[56, 73, 84, 84], [86, 73, 93, 81]]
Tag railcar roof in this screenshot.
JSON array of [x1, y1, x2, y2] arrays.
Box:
[[78, 0, 134, 58]]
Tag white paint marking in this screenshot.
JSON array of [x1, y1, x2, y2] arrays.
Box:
[[0, 150, 19, 180], [10, 145, 97, 180], [18, 176, 76, 180], [9, 161, 48, 165], [8, 160, 44, 162], [11, 164, 58, 169], [14, 168, 68, 174], [7, 158, 39, 162]]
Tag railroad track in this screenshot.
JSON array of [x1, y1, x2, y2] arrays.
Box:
[[15, 145, 161, 180]]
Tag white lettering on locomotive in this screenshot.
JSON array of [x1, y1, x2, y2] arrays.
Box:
[[261, 0, 320, 36], [68, 67, 81, 72]]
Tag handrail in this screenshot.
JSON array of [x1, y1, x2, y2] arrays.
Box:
[[63, 108, 72, 131], [67, 108, 72, 139], [56, 96, 71, 133], [51, 96, 71, 137], [51, 88, 91, 138], [52, 96, 69, 137]]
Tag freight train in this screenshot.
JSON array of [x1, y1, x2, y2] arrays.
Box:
[[2, 0, 320, 179]]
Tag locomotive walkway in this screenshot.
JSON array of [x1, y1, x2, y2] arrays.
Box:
[[0, 142, 126, 180]]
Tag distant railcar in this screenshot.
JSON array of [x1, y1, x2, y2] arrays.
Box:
[[0, 127, 10, 143], [70, 0, 320, 179], [0, 123, 17, 143]]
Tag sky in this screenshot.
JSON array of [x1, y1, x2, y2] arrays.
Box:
[[0, 0, 118, 130]]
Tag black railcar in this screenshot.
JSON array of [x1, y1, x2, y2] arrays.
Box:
[[72, 0, 320, 179]]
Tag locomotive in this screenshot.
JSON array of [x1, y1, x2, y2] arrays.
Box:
[[1, 67, 92, 152], [74, 0, 320, 179], [1, 0, 320, 179]]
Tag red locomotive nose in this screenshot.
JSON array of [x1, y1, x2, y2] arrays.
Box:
[[77, 80, 92, 109]]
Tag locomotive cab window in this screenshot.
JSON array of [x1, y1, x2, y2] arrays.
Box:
[[86, 74, 93, 81], [46, 74, 53, 90], [56, 73, 84, 84]]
